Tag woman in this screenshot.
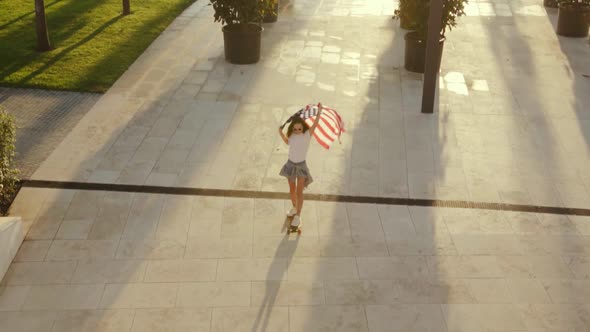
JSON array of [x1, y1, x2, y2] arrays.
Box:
[[278, 103, 323, 231]]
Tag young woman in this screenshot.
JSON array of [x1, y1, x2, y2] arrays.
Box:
[[278, 103, 323, 229]]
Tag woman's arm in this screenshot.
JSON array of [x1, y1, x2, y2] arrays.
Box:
[[278, 126, 289, 145], [309, 102, 323, 135]]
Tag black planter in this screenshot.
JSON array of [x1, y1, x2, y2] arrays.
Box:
[[544, 0, 558, 8], [557, 4, 590, 37], [264, 2, 279, 23], [222, 23, 263, 64], [404, 31, 445, 74]]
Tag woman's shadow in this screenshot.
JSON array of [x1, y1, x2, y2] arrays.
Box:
[[250, 215, 300, 332]]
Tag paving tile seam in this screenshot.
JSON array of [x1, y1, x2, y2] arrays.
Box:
[[21, 179, 590, 217]]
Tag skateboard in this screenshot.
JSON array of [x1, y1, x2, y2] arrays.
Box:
[[287, 217, 302, 235]]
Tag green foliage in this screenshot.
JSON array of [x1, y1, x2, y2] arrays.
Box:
[[544, 0, 558, 7], [209, 0, 277, 26], [394, 0, 419, 30], [0, 0, 196, 92], [394, 0, 468, 38], [0, 107, 19, 210]]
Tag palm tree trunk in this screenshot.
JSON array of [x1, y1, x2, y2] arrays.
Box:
[[122, 0, 130, 15], [34, 0, 51, 51]]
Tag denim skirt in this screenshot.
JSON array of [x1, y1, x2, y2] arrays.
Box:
[[279, 160, 313, 188]]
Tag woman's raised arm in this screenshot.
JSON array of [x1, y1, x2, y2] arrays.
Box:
[[278, 126, 289, 144], [309, 102, 323, 135]]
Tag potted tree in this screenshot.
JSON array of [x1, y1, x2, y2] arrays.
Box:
[[544, 0, 558, 8], [396, 0, 467, 73], [556, 0, 590, 37], [263, 0, 279, 23], [395, 0, 417, 30], [210, 0, 276, 64]]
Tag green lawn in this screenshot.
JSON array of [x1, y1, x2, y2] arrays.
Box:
[[0, 0, 197, 92]]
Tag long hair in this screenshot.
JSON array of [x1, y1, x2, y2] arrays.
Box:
[[286, 117, 310, 137]]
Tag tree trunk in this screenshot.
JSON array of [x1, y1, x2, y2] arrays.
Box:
[[122, 0, 130, 15], [34, 0, 51, 51]]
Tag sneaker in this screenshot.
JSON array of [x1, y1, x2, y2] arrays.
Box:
[[287, 207, 297, 217], [291, 215, 301, 227]]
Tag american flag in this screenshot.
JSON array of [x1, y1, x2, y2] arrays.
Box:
[[282, 104, 345, 149]]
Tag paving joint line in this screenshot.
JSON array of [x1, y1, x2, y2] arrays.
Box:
[[20, 179, 590, 216]]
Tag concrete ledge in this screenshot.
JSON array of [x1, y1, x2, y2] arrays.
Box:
[[0, 217, 23, 281]]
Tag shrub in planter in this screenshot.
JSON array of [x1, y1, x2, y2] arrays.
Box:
[[394, 0, 417, 30], [556, 0, 590, 37], [0, 109, 19, 215], [400, 0, 467, 73], [263, 0, 279, 23], [210, 0, 277, 64], [544, 0, 558, 8]]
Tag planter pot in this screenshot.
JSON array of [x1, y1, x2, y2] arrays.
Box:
[[557, 4, 590, 37], [404, 31, 445, 73], [543, 0, 558, 8], [263, 1, 279, 23], [222, 23, 263, 64]]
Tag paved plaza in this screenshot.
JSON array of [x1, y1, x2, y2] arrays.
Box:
[[2, 0, 590, 331]]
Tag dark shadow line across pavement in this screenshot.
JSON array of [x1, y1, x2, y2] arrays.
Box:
[[21, 179, 590, 216]]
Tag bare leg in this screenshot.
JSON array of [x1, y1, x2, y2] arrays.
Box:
[[288, 180, 296, 208], [295, 177, 306, 217]]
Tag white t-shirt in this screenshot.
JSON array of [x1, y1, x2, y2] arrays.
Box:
[[288, 131, 312, 163]]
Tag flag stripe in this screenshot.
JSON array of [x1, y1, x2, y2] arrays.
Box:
[[313, 128, 332, 149], [319, 111, 340, 132], [322, 108, 344, 134], [304, 118, 332, 149], [315, 118, 338, 141], [325, 108, 345, 133], [314, 114, 337, 134], [321, 108, 338, 121], [319, 120, 337, 137], [291, 104, 345, 149], [326, 107, 344, 124], [307, 113, 339, 139], [305, 119, 334, 148]]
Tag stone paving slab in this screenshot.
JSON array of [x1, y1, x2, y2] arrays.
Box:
[[2, 187, 590, 331], [0, 88, 100, 178], [22, 0, 590, 210]]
